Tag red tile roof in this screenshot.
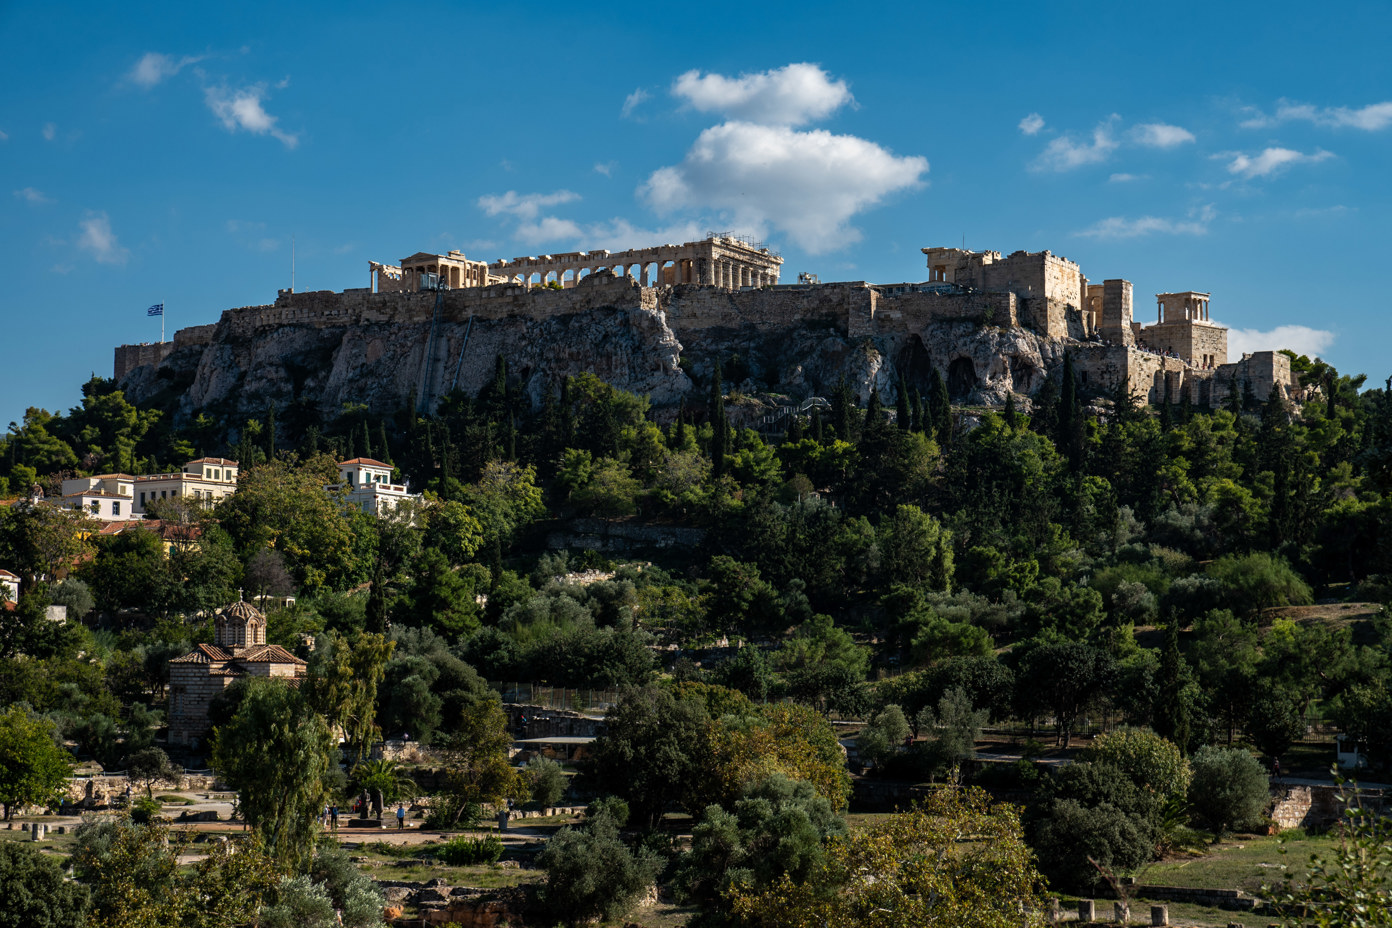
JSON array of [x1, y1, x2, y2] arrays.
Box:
[[234, 644, 308, 665], [338, 457, 393, 469], [169, 643, 234, 664], [186, 458, 239, 466]]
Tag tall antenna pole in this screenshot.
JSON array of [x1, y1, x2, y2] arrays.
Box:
[[292, 236, 296, 292]]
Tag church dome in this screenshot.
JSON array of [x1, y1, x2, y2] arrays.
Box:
[[224, 599, 265, 624], [216, 597, 267, 649]]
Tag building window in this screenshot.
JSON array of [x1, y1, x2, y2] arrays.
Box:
[[90, 501, 99, 514], [140, 492, 146, 505], [113, 501, 121, 516]]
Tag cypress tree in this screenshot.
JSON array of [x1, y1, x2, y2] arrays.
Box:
[[786, 411, 804, 443], [710, 362, 729, 479], [264, 403, 277, 459], [831, 376, 854, 441], [378, 422, 392, 464], [1153, 620, 1193, 754], [1003, 392, 1019, 430], [366, 561, 388, 635], [895, 371, 911, 431], [928, 367, 951, 443], [1227, 374, 1243, 415], [812, 409, 824, 443], [673, 398, 688, 449], [865, 390, 885, 433], [559, 375, 575, 447], [911, 389, 924, 433], [361, 421, 374, 461], [1160, 375, 1174, 432]]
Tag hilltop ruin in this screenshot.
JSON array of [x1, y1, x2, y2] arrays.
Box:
[[113, 234, 1296, 422]]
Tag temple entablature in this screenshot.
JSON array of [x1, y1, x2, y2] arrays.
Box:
[[487, 234, 782, 290]]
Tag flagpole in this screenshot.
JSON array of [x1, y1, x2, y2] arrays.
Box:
[[161, 298, 165, 344]]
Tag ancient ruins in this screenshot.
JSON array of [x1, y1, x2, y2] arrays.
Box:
[[113, 233, 1298, 422]]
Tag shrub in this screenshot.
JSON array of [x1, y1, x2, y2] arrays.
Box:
[[130, 797, 162, 824], [432, 835, 505, 866], [526, 755, 566, 808], [1188, 745, 1270, 839], [538, 798, 661, 926]]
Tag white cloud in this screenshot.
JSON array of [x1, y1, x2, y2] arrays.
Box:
[[203, 83, 299, 148], [0, 129, 8, 142], [1241, 98, 1392, 131], [1222, 147, 1333, 179], [128, 52, 203, 88], [642, 120, 927, 253], [1076, 204, 1216, 239], [514, 216, 584, 245], [42, 123, 56, 142], [1108, 173, 1146, 183], [14, 187, 52, 204], [594, 161, 617, 177], [1030, 117, 1119, 171], [1224, 324, 1335, 359], [77, 212, 129, 265], [672, 63, 853, 126], [478, 190, 581, 221], [1129, 122, 1195, 148], [621, 88, 649, 118], [1018, 113, 1045, 135]]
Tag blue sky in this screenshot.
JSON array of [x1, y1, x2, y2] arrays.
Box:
[[3, 0, 1390, 428]]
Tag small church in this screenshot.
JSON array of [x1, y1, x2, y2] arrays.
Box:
[[167, 597, 307, 748]]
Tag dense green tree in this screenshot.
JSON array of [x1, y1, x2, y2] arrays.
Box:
[[0, 707, 71, 820], [1188, 745, 1270, 839], [538, 798, 662, 927], [0, 841, 90, 928], [211, 678, 336, 867]]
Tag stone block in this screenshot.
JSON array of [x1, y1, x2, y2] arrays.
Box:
[[1149, 906, 1168, 926], [1079, 899, 1095, 921]]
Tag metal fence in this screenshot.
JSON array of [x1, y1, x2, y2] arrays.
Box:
[[488, 681, 621, 714]]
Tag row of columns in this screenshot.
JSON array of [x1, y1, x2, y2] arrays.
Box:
[[505, 258, 776, 289], [1158, 296, 1210, 322]]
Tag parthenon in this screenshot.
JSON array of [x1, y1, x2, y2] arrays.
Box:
[[369, 233, 783, 294]]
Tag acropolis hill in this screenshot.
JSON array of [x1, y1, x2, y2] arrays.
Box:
[[113, 234, 1296, 421]]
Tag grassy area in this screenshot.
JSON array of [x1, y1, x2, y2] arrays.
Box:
[[1143, 832, 1338, 895]]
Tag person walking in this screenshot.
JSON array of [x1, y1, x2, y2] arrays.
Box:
[[330, 805, 339, 830], [396, 804, 406, 830]]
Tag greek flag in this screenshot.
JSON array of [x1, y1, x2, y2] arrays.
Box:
[[147, 303, 164, 316]]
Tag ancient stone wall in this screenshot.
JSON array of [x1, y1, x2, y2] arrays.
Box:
[[1141, 320, 1227, 368], [1073, 345, 1190, 402], [114, 342, 173, 381], [1101, 279, 1135, 346]]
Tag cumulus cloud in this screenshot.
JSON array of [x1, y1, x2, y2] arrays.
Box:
[[594, 161, 617, 177], [1030, 118, 1119, 171], [672, 63, 853, 126], [128, 52, 203, 88], [1225, 324, 1335, 359], [1222, 147, 1334, 179], [514, 216, 584, 245], [1075, 205, 1216, 239], [204, 83, 299, 148], [1129, 122, 1195, 148], [642, 121, 928, 253], [1241, 99, 1392, 131], [478, 190, 581, 221], [77, 212, 129, 265], [1018, 113, 1045, 135], [14, 187, 52, 204], [621, 89, 650, 118]]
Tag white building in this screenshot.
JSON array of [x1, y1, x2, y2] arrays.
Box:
[[58, 458, 240, 521], [329, 457, 419, 515], [132, 457, 239, 514], [0, 569, 19, 603], [59, 474, 138, 521]]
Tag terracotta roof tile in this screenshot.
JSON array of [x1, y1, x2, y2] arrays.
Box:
[[338, 457, 393, 469], [233, 644, 307, 665], [169, 643, 233, 663]]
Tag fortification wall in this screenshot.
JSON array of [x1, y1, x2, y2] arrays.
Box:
[[1073, 346, 1190, 402], [662, 282, 858, 335], [872, 290, 1017, 335], [173, 324, 217, 349], [114, 342, 173, 381], [216, 273, 653, 338]]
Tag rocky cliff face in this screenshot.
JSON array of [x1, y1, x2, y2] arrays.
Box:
[[117, 275, 1078, 424]]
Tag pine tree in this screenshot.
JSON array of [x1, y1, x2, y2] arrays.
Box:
[[896, 371, 911, 431]]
